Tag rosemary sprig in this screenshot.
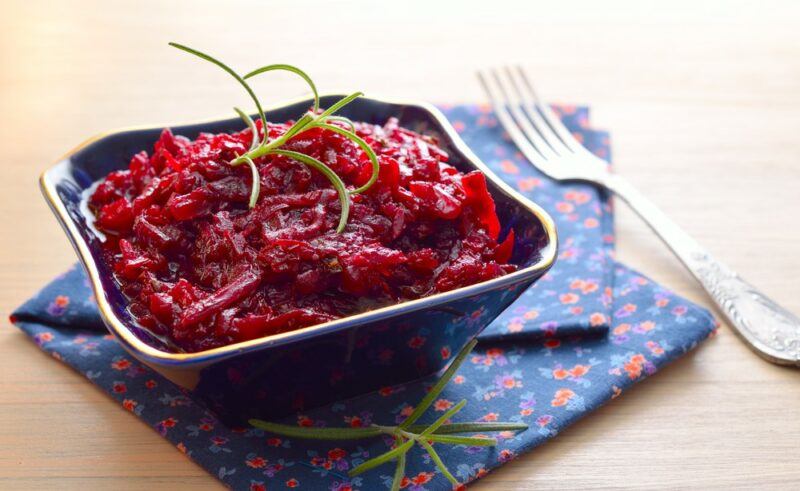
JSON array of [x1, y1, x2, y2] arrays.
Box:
[[399, 338, 476, 430], [390, 448, 406, 491], [244, 64, 319, 112], [169, 43, 380, 233], [169, 42, 268, 146], [325, 115, 357, 133], [268, 150, 351, 232], [315, 122, 380, 194], [249, 339, 528, 489]]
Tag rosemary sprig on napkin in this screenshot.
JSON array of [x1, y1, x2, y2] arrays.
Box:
[[251, 339, 528, 489]]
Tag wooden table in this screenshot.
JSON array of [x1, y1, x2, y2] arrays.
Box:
[[2, 1, 799, 488]]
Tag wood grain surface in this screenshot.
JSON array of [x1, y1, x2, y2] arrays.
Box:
[[1, 1, 799, 489]]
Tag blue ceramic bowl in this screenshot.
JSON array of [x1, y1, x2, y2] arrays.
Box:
[[40, 95, 557, 423]]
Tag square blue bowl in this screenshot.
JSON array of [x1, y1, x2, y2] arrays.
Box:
[[40, 95, 557, 423]]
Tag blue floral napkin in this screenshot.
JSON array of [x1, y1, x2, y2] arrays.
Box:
[[10, 105, 716, 490]]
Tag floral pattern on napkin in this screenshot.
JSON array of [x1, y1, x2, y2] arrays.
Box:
[[10, 105, 716, 490]]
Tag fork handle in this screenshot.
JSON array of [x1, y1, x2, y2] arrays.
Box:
[[605, 174, 800, 366]]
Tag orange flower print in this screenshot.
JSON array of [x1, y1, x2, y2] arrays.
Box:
[[122, 399, 137, 411], [47, 295, 70, 316], [639, 321, 656, 332], [560, 293, 580, 304], [434, 399, 454, 411], [621, 353, 650, 379], [569, 364, 591, 378], [286, 478, 299, 488], [507, 320, 524, 333], [570, 306, 584, 315], [246, 456, 267, 469], [555, 201, 575, 213], [523, 309, 539, 320], [584, 217, 599, 228], [111, 358, 131, 370], [498, 374, 522, 389], [551, 388, 576, 407], [623, 303, 637, 313], [482, 412, 499, 422], [266, 437, 282, 447], [520, 408, 533, 416], [112, 382, 126, 394], [453, 375, 466, 384], [623, 361, 642, 379], [557, 104, 577, 115], [613, 323, 631, 335], [553, 368, 569, 380], [569, 279, 598, 294], [646, 341, 665, 356], [672, 305, 688, 316], [145, 379, 157, 389], [452, 120, 466, 132], [297, 415, 313, 427], [500, 159, 519, 174], [328, 448, 347, 460], [656, 298, 669, 307], [35, 332, 54, 344], [564, 190, 591, 204], [477, 114, 493, 126], [346, 416, 363, 428], [499, 449, 515, 462], [472, 354, 492, 366], [411, 472, 434, 485], [486, 347, 504, 358], [559, 248, 575, 259], [590, 312, 606, 326], [407, 335, 425, 349], [517, 177, 542, 192]]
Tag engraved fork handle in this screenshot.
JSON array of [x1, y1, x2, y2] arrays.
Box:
[[604, 174, 800, 366]]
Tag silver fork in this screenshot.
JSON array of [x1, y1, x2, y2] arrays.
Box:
[[478, 66, 800, 367]]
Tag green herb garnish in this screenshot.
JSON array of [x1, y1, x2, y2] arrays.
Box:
[[169, 42, 380, 233], [250, 339, 528, 488]]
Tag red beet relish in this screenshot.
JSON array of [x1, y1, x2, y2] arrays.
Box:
[[88, 116, 516, 352]]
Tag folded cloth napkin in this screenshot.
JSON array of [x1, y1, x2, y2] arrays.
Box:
[[10, 105, 716, 490]]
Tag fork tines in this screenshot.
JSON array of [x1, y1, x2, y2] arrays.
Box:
[[477, 67, 600, 176]]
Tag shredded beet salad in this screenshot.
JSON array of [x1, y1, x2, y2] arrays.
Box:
[[88, 117, 516, 352]]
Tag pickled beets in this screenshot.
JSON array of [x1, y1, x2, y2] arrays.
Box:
[[89, 117, 516, 352]]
